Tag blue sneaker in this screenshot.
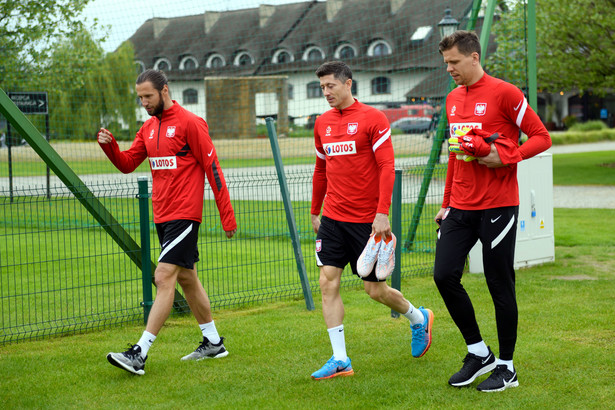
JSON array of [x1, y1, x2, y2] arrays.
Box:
[[311, 356, 354, 380], [411, 307, 434, 358]]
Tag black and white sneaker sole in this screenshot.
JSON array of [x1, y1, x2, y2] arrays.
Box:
[[107, 353, 145, 376], [478, 380, 519, 392], [449, 362, 497, 387]]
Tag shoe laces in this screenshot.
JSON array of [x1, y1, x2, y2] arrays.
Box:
[[124, 344, 142, 358], [490, 364, 511, 377]]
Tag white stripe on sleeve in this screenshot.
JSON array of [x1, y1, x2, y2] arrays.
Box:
[[516, 99, 528, 128], [372, 129, 391, 152], [315, 149, 326, 160]]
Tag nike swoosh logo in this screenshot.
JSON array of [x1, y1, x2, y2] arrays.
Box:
[[482, 356, 491, 364], [207, 148, 214, 157], [379, 129, 388, 134], [513, 100, 523, 111], [162, 240, 170, 248], [491, 216, 502, 223]]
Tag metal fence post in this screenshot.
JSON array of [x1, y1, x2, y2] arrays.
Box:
[[265, 117, 315, 311], [137, 176, 153, 324], [391, 169, 402, 318]]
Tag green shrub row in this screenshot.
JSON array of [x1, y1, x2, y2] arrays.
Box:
[[550, 128, 615, 145]]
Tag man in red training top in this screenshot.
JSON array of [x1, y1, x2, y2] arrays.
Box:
[[434, 31, 551, 392], [98, 69, 237, 375], [310, 61, 434, 380]]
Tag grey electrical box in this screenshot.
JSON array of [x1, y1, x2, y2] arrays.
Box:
[[469, 153, 555, 273]]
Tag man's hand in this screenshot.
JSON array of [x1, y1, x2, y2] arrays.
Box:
[[372, 213, 391, 239], [434, 207, 449, 225], [225, 228, 237, 239], [311, 214, 321, 234], [477, 144, 507, 168], [97, 128, 113, 144]]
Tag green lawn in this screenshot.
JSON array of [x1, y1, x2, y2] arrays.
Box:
[[0, 208, 613, 408], [552, 150, 615, 186]]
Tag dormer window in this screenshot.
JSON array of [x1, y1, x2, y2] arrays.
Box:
[[154, 57, 172, 71], [272, 49, 294, 64], [367, 40, 392, 57], [334, 44, 357, 59], [302, 46, 325, 62], [179, 56, 198, 70], [135, 60, 146, 74], [234, 51, 254, 66], [206, 53, 225, 68]]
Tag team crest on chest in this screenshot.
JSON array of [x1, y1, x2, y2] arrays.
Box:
[[474, 103, 487, 116], [347, 123, 358, 135], [149, 129, 154, 139], [325, 126, 331, 136], [450, 105, 456, 116], [166, 126, 176, 138]]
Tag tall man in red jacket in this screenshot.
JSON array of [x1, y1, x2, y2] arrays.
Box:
[[434, 31, 551, 392], [310, 61, 434, 380], [98, 69, 237, 375]]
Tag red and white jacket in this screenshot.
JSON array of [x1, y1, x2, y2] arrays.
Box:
[[99, 101, 236, 230], [443, 73, 552, 210], [311, 99, 395, 223]]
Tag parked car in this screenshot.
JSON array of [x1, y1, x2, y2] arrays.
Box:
[[391, 116, 433, 134]]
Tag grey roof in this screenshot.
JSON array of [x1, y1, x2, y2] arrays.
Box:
[[129, 0, 477, 84]]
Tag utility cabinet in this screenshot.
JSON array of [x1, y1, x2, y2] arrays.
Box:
[[469, 153, 555, 273]]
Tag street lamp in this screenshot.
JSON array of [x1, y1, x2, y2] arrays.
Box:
[[438, 8, 459, 39]]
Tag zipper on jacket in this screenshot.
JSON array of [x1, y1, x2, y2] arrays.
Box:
[[156, 118, 162, 150]]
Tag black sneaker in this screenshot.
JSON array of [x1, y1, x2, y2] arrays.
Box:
[[107, 344, 147, 375], [181, 337, 229, 361], [477, 364, 519, 392], [448, 347, 496, 387]]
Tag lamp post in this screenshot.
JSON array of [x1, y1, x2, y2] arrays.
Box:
[[438, 8, 459, 39]]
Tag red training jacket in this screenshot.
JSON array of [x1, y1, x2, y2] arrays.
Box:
[[443, 73, 552, 210], [99, 101, 236, 230], [311, 99, 395, 223]]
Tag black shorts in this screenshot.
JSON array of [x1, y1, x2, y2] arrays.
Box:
[[155, 219, 200, 269], [315, 215, 382, 282]]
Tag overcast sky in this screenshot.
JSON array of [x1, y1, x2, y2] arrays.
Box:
[[84, 0, 315, 52]]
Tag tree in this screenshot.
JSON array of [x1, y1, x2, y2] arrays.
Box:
[[487, 0, 615, 96], [1, 1, 138, 140], [43, 32, 138, 140], [0, 0, 92, 91]]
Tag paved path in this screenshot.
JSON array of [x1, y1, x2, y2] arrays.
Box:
[[547, 141, 615, 209]]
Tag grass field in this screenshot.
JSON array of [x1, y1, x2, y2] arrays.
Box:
[[0, 208, 613, 408]]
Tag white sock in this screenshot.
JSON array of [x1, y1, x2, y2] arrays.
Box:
[[199, 321, 221, 344], [402, 301, 424, 325], [498, 358, 514, 372], [467, 341, 489, 358], [327, 325, 347, 362], [137, 331, 156, 358]]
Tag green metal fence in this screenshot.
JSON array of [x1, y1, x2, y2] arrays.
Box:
[[0, 0, 536, 344]]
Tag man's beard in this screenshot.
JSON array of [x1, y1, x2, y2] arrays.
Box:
[[148, 92, 165, 117]]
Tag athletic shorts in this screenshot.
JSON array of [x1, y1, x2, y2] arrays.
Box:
[[155, 219, 200, 269], [315, 215, 382, 282]]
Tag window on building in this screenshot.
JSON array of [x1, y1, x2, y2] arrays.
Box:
[[235, 52, 254, 66], [277, 51, 293, 64], [371, 77, 391, 95], [135, 61, 145, 74], [181, 56, 198, 70], [303, 46, 325, 62], [338, 45, 356, 59], [307, 81, 323, 99], [183, 89, 198, 104], [351, 80, 358, 96], [288, 84, 294, 100], [210, 56, 224, 68], [368, 40, 392, 57], [154, 58, 171, 71]]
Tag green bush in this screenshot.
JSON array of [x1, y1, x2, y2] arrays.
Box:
[[550, 128, 615, 145], [563, 115, 578, 129], [570, 120, 608, 132]]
